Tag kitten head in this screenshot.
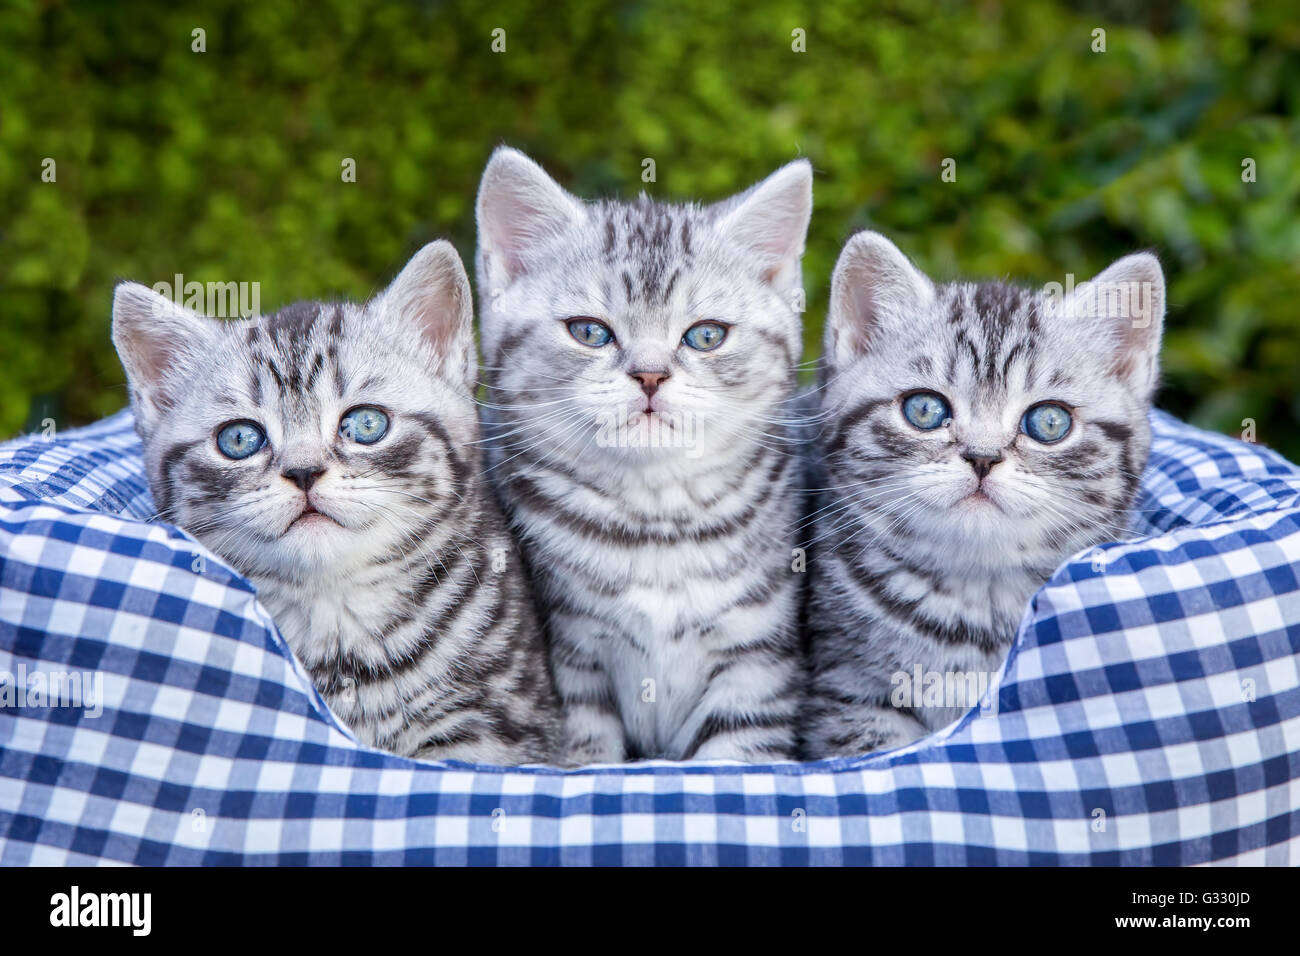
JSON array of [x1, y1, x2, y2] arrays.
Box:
[[112, 241, 479, 579], [475, 147, 812, 465], [821, 230, 1164, 569]]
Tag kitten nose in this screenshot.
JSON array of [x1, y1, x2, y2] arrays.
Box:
[[282, 465, 325, 492], [629, 369, 670, 398], [962, 452, 1003, 480]]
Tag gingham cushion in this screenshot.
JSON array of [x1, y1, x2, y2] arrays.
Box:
[[1, 409, 1298, 865]]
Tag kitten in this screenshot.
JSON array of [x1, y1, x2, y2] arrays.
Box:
[[111, 241, 561, 765], [474, 148, 812, 762], [802, 231, 1165, 758]]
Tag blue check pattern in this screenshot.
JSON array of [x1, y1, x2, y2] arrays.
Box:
[[1, 409, 1298, 865]]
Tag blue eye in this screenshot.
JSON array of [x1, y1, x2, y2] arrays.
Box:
[[567, 318, 614, 347], [901, 392, 950, 430], [216, 421, 266, 459], [340, 406, 389, 444], [682, 322, 727, 351], [1022, 403, 1072, 444]]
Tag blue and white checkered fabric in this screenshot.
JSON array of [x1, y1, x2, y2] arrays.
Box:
[[1, 409, 1298, 865]]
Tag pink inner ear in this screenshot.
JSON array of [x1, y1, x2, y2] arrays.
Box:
[[1111, 323, 1159, 387], [835, 289, 873, 358], [735, 213, 806, 285], [122, 327, 164, 384], [125, 348, 183, 413], [114, 291, 197, 410], [421, 289, 468, 353], [381, 241, 475, 364], [832, 258, 893, 361], [489, 194, 576, 282], [478, 152, 583, 284], [488, 244, 525, 287]]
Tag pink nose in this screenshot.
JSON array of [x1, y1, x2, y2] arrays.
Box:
[[630, 370, 670, 398]]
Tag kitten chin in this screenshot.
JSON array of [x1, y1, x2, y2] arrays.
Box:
[[112, 241, 561, 765], [802, 230, 1164, 759]]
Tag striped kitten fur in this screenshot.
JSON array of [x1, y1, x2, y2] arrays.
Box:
[[802, 231, 1165, 758], [112, 242, 560, 764], [475, 148, 812, 762]]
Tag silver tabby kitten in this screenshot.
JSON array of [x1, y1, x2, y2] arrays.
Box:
[[112, 241, 560, 764], [802, 230, 1165, 758], [475, 148, 812, 762]]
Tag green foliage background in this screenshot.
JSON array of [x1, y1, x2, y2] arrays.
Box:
[[3, 0, 1299, 457]]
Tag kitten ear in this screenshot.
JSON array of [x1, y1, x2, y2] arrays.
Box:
[[112, 281, 214, 421], [712, 159, 813, 288], [825, 230, 934, 368], [380, 240, 477, 392], [1057, 252, 1165, 395], [475, 147, 586, 289]]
